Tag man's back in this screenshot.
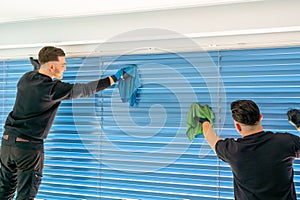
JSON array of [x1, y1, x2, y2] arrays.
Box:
[[4, 71, 72, 140], [216, 131, 300, 200]]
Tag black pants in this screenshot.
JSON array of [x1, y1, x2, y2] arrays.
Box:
[[0, 135, 44, 200]]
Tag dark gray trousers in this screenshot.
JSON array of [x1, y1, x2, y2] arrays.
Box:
[[0, 135, 44, 200]]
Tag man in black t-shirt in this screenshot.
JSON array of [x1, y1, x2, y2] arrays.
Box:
[[201, 100, 300, 200], [0, 46, 129, 199]]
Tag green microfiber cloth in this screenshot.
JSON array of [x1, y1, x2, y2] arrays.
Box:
[[186, 102, 215, 141]]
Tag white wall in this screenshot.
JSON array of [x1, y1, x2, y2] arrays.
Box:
[[0, 0, 300, 59]]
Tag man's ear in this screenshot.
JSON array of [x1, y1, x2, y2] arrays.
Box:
[[235, 123, 242, 132], [48, 63, 55, 72], [259, 114, 263, 120]]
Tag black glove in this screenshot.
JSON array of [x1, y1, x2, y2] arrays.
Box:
[[194, 117, 210, 124], [113, 66, 133, 82], [30, 57, 40, 70], [122, 72, 130, 79], [287, 109, 300, 129]]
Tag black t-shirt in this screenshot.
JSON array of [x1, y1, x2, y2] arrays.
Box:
[[4, 71, 111, 141], [216, 131, 300, 200]]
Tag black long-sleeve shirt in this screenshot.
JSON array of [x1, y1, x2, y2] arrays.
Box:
[[4, 71, 114, 141], [216, 131, 300, 200]]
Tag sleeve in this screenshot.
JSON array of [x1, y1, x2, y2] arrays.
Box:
[[289, 134, 300, 158], [215, 138, 238, 163], [50, 77, 111, 101]]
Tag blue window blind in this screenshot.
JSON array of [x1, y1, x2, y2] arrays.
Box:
[[0, 46, 300, 199], [219, 46, 300, 199]]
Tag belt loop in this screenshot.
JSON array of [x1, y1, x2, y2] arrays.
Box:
[[2, 135, 16, 144], [2, 135, 9, 140]]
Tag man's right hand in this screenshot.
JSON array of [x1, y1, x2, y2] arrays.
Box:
[[114, 66, 134, 81], [114, 68, 125, 81], [194, 117, 210, 124]]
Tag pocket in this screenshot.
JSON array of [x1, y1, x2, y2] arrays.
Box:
[[30, 170, 43, 197], [33, 170, 43, 186], [17, 170, 43, 198]]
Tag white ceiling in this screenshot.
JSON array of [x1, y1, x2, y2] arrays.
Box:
[[0, 0, 261, 23]]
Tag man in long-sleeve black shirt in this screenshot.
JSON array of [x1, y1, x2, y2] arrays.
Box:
[[200, 100, 300, 199], [0, 46, 126, 199]]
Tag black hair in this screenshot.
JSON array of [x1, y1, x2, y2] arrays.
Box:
[[231, 100, 260, 125]]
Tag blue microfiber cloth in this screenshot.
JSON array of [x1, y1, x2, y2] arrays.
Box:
[[118, 64, 141, 106]]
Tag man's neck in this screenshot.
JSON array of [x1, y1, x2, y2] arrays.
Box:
[[38, 68, 52, 78], [241, 129, 264, 137], [240, 124, 264, 137]]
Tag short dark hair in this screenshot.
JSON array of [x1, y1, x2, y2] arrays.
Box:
[[231, 100, 260, 125], [38, 46, 65, 65]]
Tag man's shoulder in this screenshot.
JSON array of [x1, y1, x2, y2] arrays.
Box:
[[261, 131, 300, 150], [20, 70, 46, 80], [270, 131, 299, 139], [20, 70, 35, 78], [216, 138, 238, 152]]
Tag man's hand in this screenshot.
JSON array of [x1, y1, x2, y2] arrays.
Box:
[[287, 109, 300, 131], [201, 120, 221, 153], [202, 121, 211, 129], [194, 117, 209, 124], [114, 68, 125, 81], [114, 66, 134, 81]]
